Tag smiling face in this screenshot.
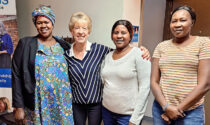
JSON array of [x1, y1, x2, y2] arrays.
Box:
[[70, 20, 89, 44], [112, 25, 131, 49], [170, 9, 193, 39], [35, 16, 53, 39]]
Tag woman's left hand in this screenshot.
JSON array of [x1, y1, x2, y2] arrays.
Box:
[[129, 122, 135, 125], [165, 105, 184, 120], [140, 46, 150, 60]]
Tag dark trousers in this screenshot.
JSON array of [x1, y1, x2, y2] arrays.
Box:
[[0, 53, 11, 68], [73, 102, 102, 125]]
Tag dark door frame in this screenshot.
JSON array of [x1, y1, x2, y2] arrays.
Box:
[[163, 0, 174, 40]]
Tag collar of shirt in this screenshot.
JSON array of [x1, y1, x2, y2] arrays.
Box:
[[69, 41, 92, 57]]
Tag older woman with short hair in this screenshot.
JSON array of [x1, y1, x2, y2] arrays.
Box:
[[65, 12, 109, 125]]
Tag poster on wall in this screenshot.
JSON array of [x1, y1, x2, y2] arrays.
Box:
[[0, 0, 18, 108], [131, 25, 139, 42]]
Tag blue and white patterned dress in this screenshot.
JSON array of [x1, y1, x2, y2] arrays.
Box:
[[25, 41, 74, 125]]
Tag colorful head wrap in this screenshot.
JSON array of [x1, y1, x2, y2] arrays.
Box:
[[32, 6, 55, 25]]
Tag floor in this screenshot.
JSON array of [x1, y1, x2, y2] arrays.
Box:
[[141, 116, 153, 125]]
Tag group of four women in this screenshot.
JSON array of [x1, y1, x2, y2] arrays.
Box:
[[12, 5, 210, 125]]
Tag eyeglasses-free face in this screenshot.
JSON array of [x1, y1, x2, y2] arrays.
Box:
[[70, 21, 90, 44], [170, 9, 193, 39], [112, 25, 131, 50], [35, 16, 53, 39]]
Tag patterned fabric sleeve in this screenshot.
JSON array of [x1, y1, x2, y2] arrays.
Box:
[[199, 37, 210, 60]]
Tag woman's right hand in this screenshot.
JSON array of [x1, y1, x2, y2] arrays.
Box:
[[15, 108, 25, 125], [0, 50, 7, 54], [161, 113, 171, 124], [140, 46, 151, 60]]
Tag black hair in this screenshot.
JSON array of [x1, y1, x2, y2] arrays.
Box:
[[170, 5, 196, 24], [111, 20, 133, 41]]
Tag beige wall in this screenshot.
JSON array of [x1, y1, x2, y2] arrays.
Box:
[[16, 0, 124, 48], [16, 0, 144, 48], [142, 0, 166, 54], [123, 0, 141, 47], [123, 0, 141, 26]]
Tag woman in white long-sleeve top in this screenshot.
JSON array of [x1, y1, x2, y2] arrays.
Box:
[[101, 20, 151, 125]]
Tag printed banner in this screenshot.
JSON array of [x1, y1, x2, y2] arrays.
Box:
[[0, 69, 11, 87], [0, 0, 18, 108], [0, 0, 16, 15], [131, 25, 139, 42]]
